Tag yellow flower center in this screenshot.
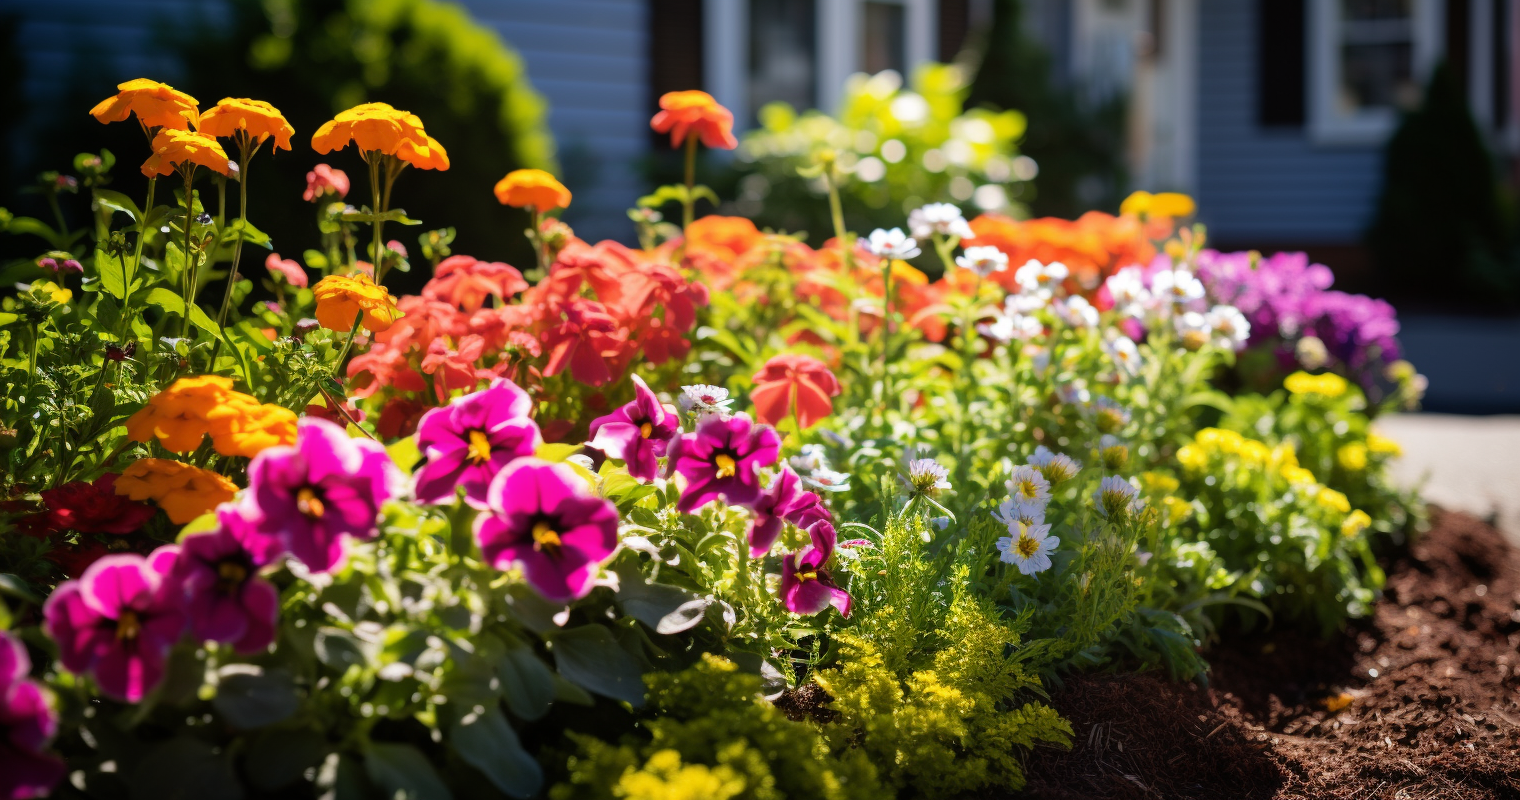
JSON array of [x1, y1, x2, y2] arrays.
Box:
[[218, 561, 248, 585], [467, 429, 492, 465], [1017, 481, 1038, 499], [797, 570, 818, 583], [640, 422, 653, 439], [532, 521, 562, 557], [116, 609, 141, 642], [1016, 534, 1040, 558], [714, 453, 737, 479], [296, 487, 325, 519]]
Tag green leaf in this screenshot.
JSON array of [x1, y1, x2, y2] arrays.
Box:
[[303, 249, 330, 271], [496, 643, 555, 721], [314, 627, 369, 669], [614, 565, 708, 634], [386, 437, 422, 474], [94, 250, 131, 302], [128, 737, 245, 800], [244, 729, 329, 792], [223, 217, 272, 248], [548, 625, 645, 706], [143, 287, 222, 338], [363, 742, 452, 800], [211, 666, 301, 729], [449, 705, 542, 798], [636, 184, 690, 209], [94, 189, 143, 223], [315, 753, 369, 800], [4, 216, 60, 248]]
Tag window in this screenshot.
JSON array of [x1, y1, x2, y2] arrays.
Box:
[[748, 0, 817, 123], [1308, 0, 1440, 144], [861, 2, 907, 74]]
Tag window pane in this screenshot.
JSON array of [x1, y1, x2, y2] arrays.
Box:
[[1338, 0, 1417, 114], [749, 0, 816, 121], [861, 2, 906, 75]]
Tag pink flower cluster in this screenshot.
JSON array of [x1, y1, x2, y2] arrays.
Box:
[[1, 631, 63, 800]]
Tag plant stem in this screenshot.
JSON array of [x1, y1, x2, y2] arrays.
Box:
[[208, 137, 258, 373], [367, 154, 383, 278], [115, 177, 156, 341], [179, 167, 198, 340], [682, 135, 698, 230], [331, 311, 365, 377], [46, 189, 68, 245], [531, 208, 548, 273]]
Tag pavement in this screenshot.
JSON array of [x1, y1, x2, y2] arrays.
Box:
[[1376, 413, 1520, 543]]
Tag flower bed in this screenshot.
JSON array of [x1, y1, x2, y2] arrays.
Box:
[[0, 81, 1430, 799]]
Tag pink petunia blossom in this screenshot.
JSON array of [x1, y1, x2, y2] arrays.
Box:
[[666, 413, 781, 513], [0, 630, 65, 800], [474, 460, 619, 603], [746, 467, 830, 557], [780, 521, 851, 617], [303, 164, 349, 202], [588, 374, 679, 481], [167, 512, 280, 654], [413, 379, 540, 506]]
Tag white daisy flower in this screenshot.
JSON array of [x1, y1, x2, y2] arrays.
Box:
[[1003, 464, 1052, 516], [904, 457, 951, 497], [679, 384, 733, 417], [1027, 446, 1081, 485], [955, 245, 1009, 277], [804, 468, 853, 493], [1005, 291, 1049, 314], [978, 312, 1043, 344], [1104, 267, 1151, 318], [1173, 310, 1211, 351], [789, 443, 829, 474], [1103, 335, 1143, 377], [997, 520, 1060, 575], [993, 497, 1046, 528], [1206, 304, 1251, 350], [1094, 475, 1144, 520], [1014, 259, 1069, 295], [863, 227, 922, 259], [908, 203, 974, 240], [1151, 267, 1205, 305], [1053, 295, 1099, 328], [1085, 396, 1131, 433]]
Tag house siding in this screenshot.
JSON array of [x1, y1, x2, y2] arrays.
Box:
[[0, 0, 650, 243], [1196, 0, 1386, 245]]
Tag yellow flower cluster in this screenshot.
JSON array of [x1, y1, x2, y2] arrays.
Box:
[[615, 750, 746, 800], [1139, 471, 1193, 525], [1367, 433, 1402, 457], [125, 375, 297, 458], [1284, 371, 1349, 398], [1177, 428, 1297, 476], [1341, 509, 1373, 538], [1337, 442, 1368, 471], [1177, 427, 1368, 533], [115, 458, 238, 523]]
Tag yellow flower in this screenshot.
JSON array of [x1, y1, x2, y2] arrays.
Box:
[[1280, 465, 1317, 486], [1176, 444, 1207, 472], [493, 168, 572, 211], [1270, 443, 1299, 470], [1161, 495, 1193, 525], [313, 274, 403, 333], [1367, 433, 1402, 457], [141, 128, 232, 178], [1341, 509, 1372, 537], [1120, 190, 1196, 219], [1239, 440, 1271, 467], [1316, 487, 1351, 514], [1140, 471, 1180, 494], [116, 458, 238, 524], [311, 102, 429, 157], [1284, 371, 1348, 398], [1337, 442, 1368, 472], [89, 78, 199, 130], [197, 98, 295, 151], [29, 280, 72, 306]]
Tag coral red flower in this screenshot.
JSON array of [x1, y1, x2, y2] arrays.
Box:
[[540, 298, 630, 387], [36, 474, 156, 535], [423, 255, 528, 312], [303, 163, 349, 201], [265, 252, 308, 288], [651, 90, 738, 150], [750, 354, 841, 430], [419, 335, 494, 402], [376, 397, 428, 439]]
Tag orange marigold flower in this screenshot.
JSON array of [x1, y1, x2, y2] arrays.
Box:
[[115, 458, 238, 524], [684, 215, 762, 261], [493, 169, 571, 211], [396, 134, 451, 171], [311, 102, 429, 156], [141, 128, 232, 178], [125, 375, 239, 452], [206, 399, 298, 458], [197, 97, 295, 151], [313, 273, 404, 333], [89, 78, 199, 130], [651, 90, 738, 150], [751, 353, 842, 430]]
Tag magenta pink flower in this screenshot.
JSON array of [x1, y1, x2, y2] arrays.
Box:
[[747, 467, 830, 557], [413, 379, 540, 507], [588, 374, 680, 481], [667, 414, 782, 513], [265, 252, 309, 288], [475, 460, 619, 603], [780, 521, 851, 617], [42, 551, 187, 702], [167, 512, 279, 654], [0, 631, 63, 800], [238, 418, 404, 573]]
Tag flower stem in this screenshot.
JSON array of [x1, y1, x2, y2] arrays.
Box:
[[179, 167, 198, 340], [208, 137, 258, 373], [367, 154, 383, 279], [531, 208, 548, 274], [682, 135, 698, 230], [331, 311, 364, 377]]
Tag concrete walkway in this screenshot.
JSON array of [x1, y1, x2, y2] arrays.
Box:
[[1375, 413, 1520, 542]]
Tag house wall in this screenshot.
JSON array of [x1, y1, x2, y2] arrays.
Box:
[[0, 0, 649, 243], [1195, 0, 1385, 247]]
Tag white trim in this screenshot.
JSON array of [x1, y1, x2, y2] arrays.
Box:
[[905, 0, 938, 76], [817, 0, 859, 114], [704, 0, 749, 128], [1308, 0, 1441, 146]]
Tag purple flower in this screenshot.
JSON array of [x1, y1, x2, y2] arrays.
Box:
[[780, 521, 851, 617], [475, 459, 619, 603], [667, 414, 782, 513], [413, 379, 540, 506], [0, 631, 64, 800], [239, 417, 404, 573], [588, 374, 680, 481], [42, 551, 187, 703], [168, 512, 280, 654], [747, 467, 830, 557]]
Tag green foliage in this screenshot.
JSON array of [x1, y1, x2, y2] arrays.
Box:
[[552, 654, 882, 800]]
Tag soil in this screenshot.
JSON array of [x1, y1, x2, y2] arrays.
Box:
[[1017, 508, 1520, 799]]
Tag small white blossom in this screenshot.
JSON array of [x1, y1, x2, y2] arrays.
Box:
[[1103, 335, 1143, 377], [1003, 465, 1052, 517], [1206, 304, 1251, 350], [1014, 259, 1069, 296], [1027, 446, 1081, 484], [789, 443, 829, 474], [997, 520, 1059, 575], [1173, 310, 1211, 350], [679, 384, 733, 418], [1085, 396, 1131, 432], [904, 457, 951, 496], [1104, 267, 1151, 318], [1053, 295, 1099, 328], [1005, 291, 1048, 314], [864, 227, 922, 259], [978, 312, 1043, 344], [955, 245, 1009, 277], [804, 468, 853, 493], [1093, 475, 1144, 520], [1151, 268, 1205, 305], [993, 498, 1046, 528], [1098, 434, 1129, 468], [908, 203, 974, 240], [1296, 335, 1329, 370]]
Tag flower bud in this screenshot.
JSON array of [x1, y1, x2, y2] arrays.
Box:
[[36, 257, 58, 272], [61, 259, 83, 275], [294, 318, 321, 340], [105, 341, 137, 362]]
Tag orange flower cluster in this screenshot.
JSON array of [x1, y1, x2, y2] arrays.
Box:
[[964, 212, 1157, 293], [494, 169, 571, 211], [93, 80, 294, 178], [311, 102, 449, 170], [651, 90, 738, 150], [89, 79, 200, 130], [348, 235, 710, 434], [198, 98, 296, 151], [115, 458, 238, 524], [314, 274, 404, 333], [125, 376, 297, 458], [140, 128, 232, 178]]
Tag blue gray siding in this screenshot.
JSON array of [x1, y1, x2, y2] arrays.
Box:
[[1196, 0, 1385, 245]]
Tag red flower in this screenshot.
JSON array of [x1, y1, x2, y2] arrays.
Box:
[[540, 298, 629, 387], [304, 163, 350, 202], [347, 345, 426, 398], [36, 474, 156, 535], [650, 90, 738, 150], [423, 255, 528, 313], [303, 398, 366, 426], [419, 334, 494, 402], [376, 397, 427, 439], [750, 354, 841, 430]]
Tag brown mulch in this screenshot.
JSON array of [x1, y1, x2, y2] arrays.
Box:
[[1018, 508, 1520, 800]]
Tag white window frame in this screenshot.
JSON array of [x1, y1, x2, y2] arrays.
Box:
[[704, 0, 937, 131], [1308, 0, 1442, 145]]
